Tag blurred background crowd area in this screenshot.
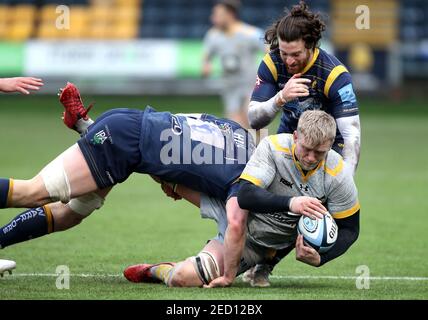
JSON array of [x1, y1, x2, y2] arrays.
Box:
[[0, 0, 427, 97]]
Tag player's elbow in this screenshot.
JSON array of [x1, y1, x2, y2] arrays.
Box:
[[350, 223, 360, 244], [248, 101, 270, 129]]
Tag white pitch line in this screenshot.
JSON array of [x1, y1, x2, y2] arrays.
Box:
[[270, 275, 428, 281], [6, 273, 428, 281]]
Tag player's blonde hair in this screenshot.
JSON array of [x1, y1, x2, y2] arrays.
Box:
[[297, 110, 336, 147]]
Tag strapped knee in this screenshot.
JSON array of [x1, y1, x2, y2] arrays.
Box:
[[40, 156, 71, 203], [68, 193, 104, 217], [190, 251, 220, 285]]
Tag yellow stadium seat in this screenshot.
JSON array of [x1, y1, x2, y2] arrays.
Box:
[[115, 6, 140, 22], [7, 22, 33, 41], [91, 5, 115, 23], [0, 23, 9, 40], [0, 5, 10, 24], [12, 5, 36, 23], [37, 22, 60, 39], [89, 0, 116, 6], [89, 22, 113, 39], [112, 23, 138, 39], [115, 0, 141, 7], [40, 5, 60, 23]]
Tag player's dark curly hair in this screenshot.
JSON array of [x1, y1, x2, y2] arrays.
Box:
[[265, 1, 326, 51]]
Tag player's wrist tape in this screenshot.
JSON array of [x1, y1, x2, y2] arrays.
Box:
[[277, 91, 287, 105], [173, 184, 178, 193]]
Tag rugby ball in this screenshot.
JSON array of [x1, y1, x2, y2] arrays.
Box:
[[297, 212, 338, 253]]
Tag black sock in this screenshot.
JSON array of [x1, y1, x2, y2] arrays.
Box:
[[0, 206, 54, 249]]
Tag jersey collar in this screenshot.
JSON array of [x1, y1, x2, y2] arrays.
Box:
[[301, 48, 320, 75]]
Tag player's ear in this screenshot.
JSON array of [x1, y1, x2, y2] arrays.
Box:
[[293, 131, 298, 142]]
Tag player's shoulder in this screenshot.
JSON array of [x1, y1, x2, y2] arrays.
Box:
[[316, 48, 353, 97], [259, 49, 281, 81], [263, 133, 293, 154], [322, 149, 348, 182], [317, 48, 347, 70]]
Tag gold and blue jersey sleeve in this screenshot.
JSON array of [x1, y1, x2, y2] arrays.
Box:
[[251, 53, 280, 102]]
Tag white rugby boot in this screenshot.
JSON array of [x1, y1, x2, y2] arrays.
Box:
[[0, 259, 16, 277]]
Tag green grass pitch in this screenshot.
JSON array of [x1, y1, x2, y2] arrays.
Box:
[[0, 94, 427, 299]]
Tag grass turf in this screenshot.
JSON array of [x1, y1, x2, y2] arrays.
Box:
[[0, 94, 427, 299]]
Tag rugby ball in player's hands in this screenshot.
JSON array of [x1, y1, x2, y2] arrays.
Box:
[[297, 212, 338, 253]]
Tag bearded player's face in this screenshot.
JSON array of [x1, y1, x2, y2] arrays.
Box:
[[278, 39, 313, 74]]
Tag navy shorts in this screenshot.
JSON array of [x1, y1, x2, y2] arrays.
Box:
[[77, 108, 143, 189]]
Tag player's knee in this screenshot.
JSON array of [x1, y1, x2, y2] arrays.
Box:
[[39, 156, 71, 204], [189, 251, 221, 286], [68, 193, 105, 217]]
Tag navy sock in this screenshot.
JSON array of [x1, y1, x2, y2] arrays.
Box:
[[0, 178, 12, 208], [0, 206, 54, 249]]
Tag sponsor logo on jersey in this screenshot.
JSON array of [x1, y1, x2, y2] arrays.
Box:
[[299, 184, 309, 192], [90, 126, 112, 145], [171, 115, 182, 135], [255, 75, 262, 88], [216, 122, 232, 134], [280, 178, 293, 189]]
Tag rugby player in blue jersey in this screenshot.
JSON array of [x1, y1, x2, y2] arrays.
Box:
[[0, 82, 255, 281]]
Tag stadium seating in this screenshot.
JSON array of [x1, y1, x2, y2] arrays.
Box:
[[0, 0, 140, 40]]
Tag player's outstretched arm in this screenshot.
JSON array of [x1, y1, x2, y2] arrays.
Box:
[[0, 77, 44, 94], [336, 116, 361, 176], [205, 197, 247, 288]]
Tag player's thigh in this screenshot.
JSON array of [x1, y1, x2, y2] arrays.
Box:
[[62, 144, 99, 197]]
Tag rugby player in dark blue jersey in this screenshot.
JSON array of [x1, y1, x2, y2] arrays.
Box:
[[245, 1, 362, 286], [0, 83, 257, 284]]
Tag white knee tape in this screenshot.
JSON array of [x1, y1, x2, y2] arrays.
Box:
[[190, 251, 220, 285], [68, 193, 104, 217], [40, 157, 71, 204]]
